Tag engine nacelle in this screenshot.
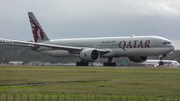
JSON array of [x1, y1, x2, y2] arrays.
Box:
[[128, 56, 148, 63], [79, 49, 100, 62]]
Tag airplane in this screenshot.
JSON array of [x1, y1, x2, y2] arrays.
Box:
[[142, 60, 180, 67], [0, 12, 175, 66]]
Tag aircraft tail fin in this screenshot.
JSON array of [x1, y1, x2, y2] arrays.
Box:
[[28, 12, 49, 43]]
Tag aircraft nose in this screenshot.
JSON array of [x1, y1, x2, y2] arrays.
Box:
[[170, 44, 175, 51]]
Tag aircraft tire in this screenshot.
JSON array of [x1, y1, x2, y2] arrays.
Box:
[[103, 62, 107, 66], [86, 62, 89, 66], [113, 62, 116, 66], [76, 62, 80, 66], [158, 61, 164, 66], [103, 62, 116, 67], [76, 61, 89, 66]]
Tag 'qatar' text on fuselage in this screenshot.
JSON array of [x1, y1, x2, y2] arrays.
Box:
[[119, 40, 151, 50]]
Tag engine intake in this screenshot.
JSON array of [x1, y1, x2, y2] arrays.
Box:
[[79, 49, 100, 62], [128, 56, 148, 63]]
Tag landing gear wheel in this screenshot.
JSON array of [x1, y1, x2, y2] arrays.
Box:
[[76, 61, 89, 66], [103, 62, 107, 66], [76, 62, 80, 66], [103, 62, 116, 67], [85, 62, 89, 66], [113, 62, 116, 66], [158, 61, 164, 66]]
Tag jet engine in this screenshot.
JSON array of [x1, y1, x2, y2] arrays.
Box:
[[79, 49, 100, 62], [128, 56, 148, 63]]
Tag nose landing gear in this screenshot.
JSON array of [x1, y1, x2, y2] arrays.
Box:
[[158, 54, 166, 66]]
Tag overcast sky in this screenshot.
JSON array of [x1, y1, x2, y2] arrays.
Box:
[[0, 0, 180, 49]]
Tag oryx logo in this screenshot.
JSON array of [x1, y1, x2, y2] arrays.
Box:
[[84, 53, 87, 57], [29, 16, 44, 42]]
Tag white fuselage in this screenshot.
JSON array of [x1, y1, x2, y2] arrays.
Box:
[[37, 36, 174, 58]]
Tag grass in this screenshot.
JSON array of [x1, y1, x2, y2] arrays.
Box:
[[0, 66, 180, 100]]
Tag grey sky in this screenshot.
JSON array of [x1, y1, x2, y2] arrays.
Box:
[[0, 0, 180, 49]]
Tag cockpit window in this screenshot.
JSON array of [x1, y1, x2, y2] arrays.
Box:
[[163, 42, 171, 44]]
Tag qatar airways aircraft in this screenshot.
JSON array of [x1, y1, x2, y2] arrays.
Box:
[[0, 12, 175, 66]]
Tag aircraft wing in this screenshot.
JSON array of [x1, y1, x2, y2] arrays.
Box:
[[0, 38, 110, 54]]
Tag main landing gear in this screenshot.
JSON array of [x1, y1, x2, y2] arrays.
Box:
[[158, 54, 166, 66], [76, 61, 89, 66], [103, 57, 116, 66]]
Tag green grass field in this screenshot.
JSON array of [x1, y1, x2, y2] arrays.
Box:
[[0, 66, 180, 100]]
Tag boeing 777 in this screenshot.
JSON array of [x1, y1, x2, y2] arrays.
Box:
[[0, 12, 175, 66]]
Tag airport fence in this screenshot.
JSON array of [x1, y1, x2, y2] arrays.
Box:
[[0, 92, 179, 101]]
